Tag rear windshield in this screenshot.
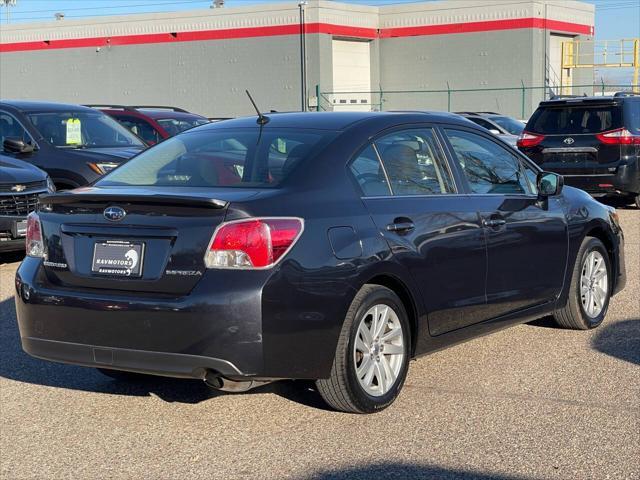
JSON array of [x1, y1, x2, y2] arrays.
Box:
[[489, 116, 524, 135], [97, 128, 336, 188], [156, 117, 209, 136], [527, 104, 623, 134]]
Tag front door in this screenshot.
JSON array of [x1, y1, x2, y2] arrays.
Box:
[[349, 126, 489, 344], [442, 127, 568, 319]]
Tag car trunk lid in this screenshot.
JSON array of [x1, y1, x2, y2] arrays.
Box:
[[38, 187, 260, 295]]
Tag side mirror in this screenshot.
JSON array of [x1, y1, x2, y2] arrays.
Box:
[[3, 138, 34, 154], [537, 171, 563, 197], [489, 129, 501, 135]]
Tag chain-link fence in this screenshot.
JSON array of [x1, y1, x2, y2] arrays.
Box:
[[316, 83, 639, 119]]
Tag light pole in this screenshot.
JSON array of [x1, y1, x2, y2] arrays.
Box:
[[298, 1, 307, 112], [0, 0, 17, 24]]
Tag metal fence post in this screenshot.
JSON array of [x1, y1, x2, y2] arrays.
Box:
[[315, 84, 320, 112], [521, 80, 525, 119], [601, 78, 605, 96], [446, 82, 451, 112]]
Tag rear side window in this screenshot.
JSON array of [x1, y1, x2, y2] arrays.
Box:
[[97, 128, 335, 188], [528, 104, 623, 134], [625, 100, 640, 134], [349, 145, 391, 196], [375, 128, 455, 195]]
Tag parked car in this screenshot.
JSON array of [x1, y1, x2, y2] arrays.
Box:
[[455, 112, 524, 146], [0, 100, 146, 190], [0, 154, 54, 252], [87, 105, 209, 145], [518, 92, 640, 208], [15, 111, 625, 413]]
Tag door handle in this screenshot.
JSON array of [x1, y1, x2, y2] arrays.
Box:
[[482, 218, 506, 228], [386, 222, 415, 233]]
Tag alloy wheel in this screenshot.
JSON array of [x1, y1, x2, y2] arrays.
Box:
[[580, 250, 608, 318], [353, 303, 405, 397]]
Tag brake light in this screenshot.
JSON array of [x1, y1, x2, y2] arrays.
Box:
[[26, 212, 44, 258], [204, 218, 304, 269], [517, 131, 545, 148], [595, 128, 640, 145]]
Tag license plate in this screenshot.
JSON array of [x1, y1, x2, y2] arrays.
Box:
[[91, 241, 144, 277], [12, 220, 27, 238]]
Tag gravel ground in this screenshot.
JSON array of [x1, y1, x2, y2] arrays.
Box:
[[0, 208, 638, 480]]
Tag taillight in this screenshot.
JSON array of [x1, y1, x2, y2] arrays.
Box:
[[595, 127, 640, 145], [517, 131, 545, 148], [26, 212, 44, 258], [204, 217, 304, 269]]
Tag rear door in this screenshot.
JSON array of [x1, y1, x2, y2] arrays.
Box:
[[524, 101, 624, 176], [351, 125, 489, 339], [443, 127, 568, 318]]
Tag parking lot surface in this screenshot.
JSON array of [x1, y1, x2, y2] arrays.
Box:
[[0, 209, 638, 480]]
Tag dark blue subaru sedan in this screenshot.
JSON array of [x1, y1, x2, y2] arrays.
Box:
[[15, 111, 625, 413]]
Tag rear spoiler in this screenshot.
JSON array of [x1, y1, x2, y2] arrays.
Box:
[[39, 192, 228, 209]]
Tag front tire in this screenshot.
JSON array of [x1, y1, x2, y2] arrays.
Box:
[[554, 237, 611, 330], [316, 285, 411, 413]]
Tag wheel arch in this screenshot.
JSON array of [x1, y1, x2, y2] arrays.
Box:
[[363, 273, 421, 357]]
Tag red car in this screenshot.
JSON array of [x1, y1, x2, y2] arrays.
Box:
[[86, 105, 210, 145]]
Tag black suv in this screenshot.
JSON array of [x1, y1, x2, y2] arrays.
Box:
[[518, 93, 640, 207], [0, 101, 146, 190], [0, 154, 53, 252]]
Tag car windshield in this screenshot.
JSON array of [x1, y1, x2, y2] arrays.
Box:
[[527, 104, 623, 135], [97, 128, 336, 188], [156, 117, 209, 136], [28, 111, 145, 148], [489, 116, 524, 135]]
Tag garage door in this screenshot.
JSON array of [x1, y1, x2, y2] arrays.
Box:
[[549, 34, 574, 95], [332, 39, 371, 111]]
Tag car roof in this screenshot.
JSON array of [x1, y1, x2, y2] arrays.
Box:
[[133, 109, 207, 121], [194, 111, 471, 131], [538, 96, 631, 107], [0, 100, 99, 113]]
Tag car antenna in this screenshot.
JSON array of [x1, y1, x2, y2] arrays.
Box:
[[246, 90, 270, 125]]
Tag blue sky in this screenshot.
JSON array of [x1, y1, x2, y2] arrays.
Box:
[[1, 0, 638, 39]]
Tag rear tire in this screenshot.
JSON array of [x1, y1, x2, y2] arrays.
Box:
[[316, 285, 411, 413], [553, 237, 611, 330], [97, 368, 151, 381], [635, 194, 640, 210]]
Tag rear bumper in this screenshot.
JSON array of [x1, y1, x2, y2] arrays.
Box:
[[14, 256, 267, 380], [22, 337, 243, 379], [562, 161, 640, 197]]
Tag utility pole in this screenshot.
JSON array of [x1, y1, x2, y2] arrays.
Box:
[[298, 1, 308, 112], [0, 0, 17, 24]]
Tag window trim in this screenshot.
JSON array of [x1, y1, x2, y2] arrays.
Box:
[[440, 125, 540, 197], [363, 124, 459, 197]]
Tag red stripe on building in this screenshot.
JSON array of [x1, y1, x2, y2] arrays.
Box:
[[0, 18, 591, 53], [380, 18, 592, 37]]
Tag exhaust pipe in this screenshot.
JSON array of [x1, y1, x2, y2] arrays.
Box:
[[204, 371, 271, 393]]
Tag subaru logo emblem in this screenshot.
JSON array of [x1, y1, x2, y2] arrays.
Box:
[[11, 184, 26, 192], [563, 137, 575, 145], [104, 206, 126, 222]]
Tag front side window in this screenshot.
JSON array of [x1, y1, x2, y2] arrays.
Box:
[[97, 128, 335, 188], [27, 111, 144, 148], [0, 112, 33, 150], [115, 115, 161, 145], [445, 129, 532, 195], [375, 128, 455, 195]]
